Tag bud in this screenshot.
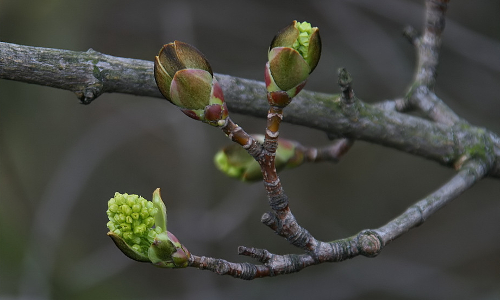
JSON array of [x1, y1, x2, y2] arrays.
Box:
[[265, 21, 321, 106], [214, 143, 262, 181], [106, 189, 190, 268], [214, 134, 305, 181], [154, 41, 229, 127], [148, 231, 190, 268]]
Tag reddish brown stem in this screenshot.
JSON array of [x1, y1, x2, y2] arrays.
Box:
[[221, 117, 263, 158], [261, 106, 284, 202]]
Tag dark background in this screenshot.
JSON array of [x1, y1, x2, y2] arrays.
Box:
[[1, 0, 499, 299]]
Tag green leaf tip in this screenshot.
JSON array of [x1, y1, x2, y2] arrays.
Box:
[[152, 188, 167, 233], [293, 21, 321, 72]]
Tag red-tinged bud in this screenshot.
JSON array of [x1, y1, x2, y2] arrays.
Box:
[[266, 21, 322, 103], [171, 247, 190, 268], [154, 41, 229, 126]]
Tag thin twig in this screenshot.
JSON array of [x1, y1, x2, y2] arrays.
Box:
[[221, 107, 318, 252], [375, 158, 490, 245], [296, 138, 355, 163], [185, 158, 489, 280]]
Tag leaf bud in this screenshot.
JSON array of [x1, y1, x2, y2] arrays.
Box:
[[154, 41, 229, 126]]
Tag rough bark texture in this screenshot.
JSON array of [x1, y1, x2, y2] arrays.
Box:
[[1, 41, 499, 177]]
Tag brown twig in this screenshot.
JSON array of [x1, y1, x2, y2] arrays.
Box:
[[186, 157, 488, 279], [180, 0, 497, 279], [220, 117, 263, 159], [221, 97, 318, 252]]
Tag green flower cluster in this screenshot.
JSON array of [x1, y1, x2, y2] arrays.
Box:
[[106, 192, 163, 255], [293, 22, 314, 60]]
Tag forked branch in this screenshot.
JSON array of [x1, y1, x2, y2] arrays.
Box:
[[185, 0, 496, 279], [0, 0, 499, 280]]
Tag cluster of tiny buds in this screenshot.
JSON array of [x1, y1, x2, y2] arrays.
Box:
[[293, 22, 314, 59], [106, 192, 163, 254]]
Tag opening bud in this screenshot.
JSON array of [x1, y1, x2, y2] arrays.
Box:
[[106, 189, 190, 268], [266, 21, 322, 100]]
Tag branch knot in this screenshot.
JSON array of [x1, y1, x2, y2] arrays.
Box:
[[356, 230, 383, 258]]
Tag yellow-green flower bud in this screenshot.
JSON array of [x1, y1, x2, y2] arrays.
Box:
[[106, 192, 158, 257], [106, 189, 190, 268]]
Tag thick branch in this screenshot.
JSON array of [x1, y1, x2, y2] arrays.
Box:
[[1, 41, 499, 176], [0, 42, 160, 104]]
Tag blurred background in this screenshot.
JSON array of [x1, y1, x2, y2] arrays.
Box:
[[1, 0, 499, 299]]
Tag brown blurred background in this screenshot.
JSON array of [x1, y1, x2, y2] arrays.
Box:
[[1, 0, 499, 299]]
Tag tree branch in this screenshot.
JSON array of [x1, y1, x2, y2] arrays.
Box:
[[1, 41, 499, 176], [1, 0, 498, 282], [402, 0, 461, 125], [179, 0, 497, 279], [375, 158, 489, 244], [185, 158, 488, 280]]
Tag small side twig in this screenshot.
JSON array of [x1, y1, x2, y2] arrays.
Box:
[[295, 138, 355, 164], [403, 0, 460, 125], [338, 67, 355, 103]]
